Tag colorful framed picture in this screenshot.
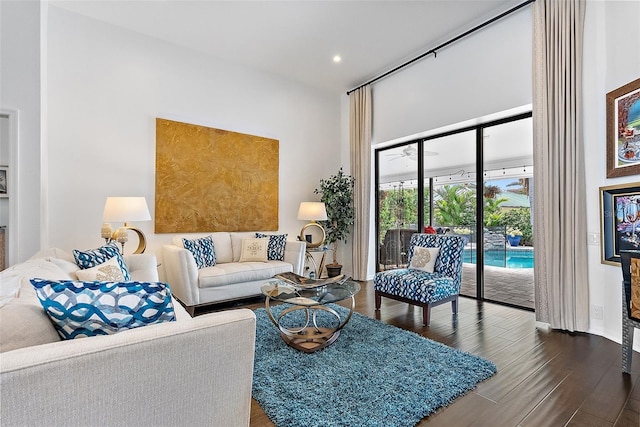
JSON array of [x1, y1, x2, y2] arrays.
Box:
[[600, 182, 640, 265], [0, 166, 7, 198], [606, 78, 640, 178]]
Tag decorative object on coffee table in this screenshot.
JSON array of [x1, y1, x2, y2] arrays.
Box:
[[314, 168, 355, 277]]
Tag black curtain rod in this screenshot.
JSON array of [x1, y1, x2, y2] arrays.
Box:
[[346, 0, 536, 95]]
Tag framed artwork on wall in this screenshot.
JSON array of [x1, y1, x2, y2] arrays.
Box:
[[606, 78, 640, 178], [0, 166, 7, 198], [600, 182, 640, 265]]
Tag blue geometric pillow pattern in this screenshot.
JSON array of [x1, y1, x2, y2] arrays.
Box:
[[182, 235, 216, 269], [407, 234, 465, 284], [255, 233, 288, 261], [73, 241, 130, 281], [374, 269, 460, 304], [31, 278, 176, 340]]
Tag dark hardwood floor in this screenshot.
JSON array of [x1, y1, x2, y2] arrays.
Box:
[[216, 280, 640, 426]]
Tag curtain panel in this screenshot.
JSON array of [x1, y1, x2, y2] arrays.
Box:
[[349, 86, 372, 281], [532, 0, 589, 331]]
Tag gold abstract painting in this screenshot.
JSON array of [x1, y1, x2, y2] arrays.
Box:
[[155, 118, 278, 233]]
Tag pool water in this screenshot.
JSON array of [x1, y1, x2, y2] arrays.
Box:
[[463, 249, 534, 269]]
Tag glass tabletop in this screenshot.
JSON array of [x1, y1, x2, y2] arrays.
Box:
[[261, 279, 361, 307]]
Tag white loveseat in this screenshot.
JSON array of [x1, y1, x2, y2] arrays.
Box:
[[163, 232, 306, 315], [0, 249, 256, 427]]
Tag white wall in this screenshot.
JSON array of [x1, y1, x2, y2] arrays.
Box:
[[0, 0, 43, 263], [371, 5, 532, 145], [584, 0, 640, 349], [46, 6, 343, 271]]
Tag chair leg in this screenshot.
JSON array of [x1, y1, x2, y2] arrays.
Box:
[[622, 320, 634, 374], [451, 296, 458, 315], [375, 290, 381, 310], [422, 305, 431, 326]]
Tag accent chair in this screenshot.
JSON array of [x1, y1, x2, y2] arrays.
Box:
[[374, 234, 465, 325]]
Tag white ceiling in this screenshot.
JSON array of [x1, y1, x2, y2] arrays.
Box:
[[51, 0, 520, 94]]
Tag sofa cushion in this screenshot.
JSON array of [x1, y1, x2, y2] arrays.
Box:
[[255, 233, 288, 261], [182, 235, 216, 269], [230, 232, 257, 262], [76, 256, 127, 282], [73, 242, 131, 281], [0, 299, 62, 353], [239, 238, 268, 262], [198, 261, 292, 289], [173, 232, 233, 264], [374, 268, 459, 304], [31, 279, 176, 340]]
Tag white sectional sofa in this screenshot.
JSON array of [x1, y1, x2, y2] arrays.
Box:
[[163, 231, 306, 315], [0, 249, 256, 427]]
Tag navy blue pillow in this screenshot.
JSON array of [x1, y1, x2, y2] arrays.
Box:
[[182, 235, 216, 269], [73, 241, 130, 280], [255, 233, 288, 261]]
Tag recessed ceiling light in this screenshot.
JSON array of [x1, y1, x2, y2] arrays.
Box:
[[333, 55, 341, 63]]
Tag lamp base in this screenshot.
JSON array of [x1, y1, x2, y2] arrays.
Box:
[[299, 222, 325, 249], [110, 226, 147, 254]]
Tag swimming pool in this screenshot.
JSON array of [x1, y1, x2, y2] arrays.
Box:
[[463, 248, 534, 269]]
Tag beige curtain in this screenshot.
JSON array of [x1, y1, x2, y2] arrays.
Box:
[[532, 0, 589, 331], [349, 86, 372, 281]]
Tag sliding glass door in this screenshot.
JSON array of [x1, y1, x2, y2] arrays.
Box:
[[375, 112, 534, 311]]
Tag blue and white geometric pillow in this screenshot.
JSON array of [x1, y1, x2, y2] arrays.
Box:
[[73, 241, 131, 281], [256, 233, 288, 261], [31, 278, 176, 340], [182, 235, 216, 269]]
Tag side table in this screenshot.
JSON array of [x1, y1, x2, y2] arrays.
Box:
[[304, 247, 331, 278]]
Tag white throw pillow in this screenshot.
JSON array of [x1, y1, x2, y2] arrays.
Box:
[[239, 238, 268, 262], [75, 256, 126, 282], [409, 246, 440, 273]]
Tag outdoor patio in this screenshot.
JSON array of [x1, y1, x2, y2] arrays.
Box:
[[460, 264, 534, 309]]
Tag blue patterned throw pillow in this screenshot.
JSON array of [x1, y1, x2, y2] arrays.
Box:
[[256, 233, 288, 261], [31, 278, 176, 340], [182, 235, 216, 269], [73, 241, 130, 281]]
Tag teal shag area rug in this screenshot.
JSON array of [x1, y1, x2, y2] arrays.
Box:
[[252, 304, 497, 427]]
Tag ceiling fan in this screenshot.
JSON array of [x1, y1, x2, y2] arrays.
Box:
[[386, 145, 438, 161]]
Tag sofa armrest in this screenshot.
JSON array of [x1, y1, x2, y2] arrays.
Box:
[[162, 244, 200, 307], [284, 240, 306, 275], [124, 253, 159, 282], [0, 309, 256, 427]]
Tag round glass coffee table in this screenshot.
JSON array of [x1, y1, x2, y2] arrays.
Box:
[[261, 278, 361, 353]]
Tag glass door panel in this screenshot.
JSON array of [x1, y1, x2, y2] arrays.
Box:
[[377, 143, 419, 271], [425, 130, 477, 298], [482, 117, 534, 308]]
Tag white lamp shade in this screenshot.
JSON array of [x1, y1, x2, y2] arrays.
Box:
[[297, 202, 327, 221], [103, 197, 152, 222]]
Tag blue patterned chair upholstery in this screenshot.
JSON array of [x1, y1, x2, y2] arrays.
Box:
[[374, 234, 465, 325]]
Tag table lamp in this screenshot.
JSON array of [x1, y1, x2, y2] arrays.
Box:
[[297, 202, 327, 248], [101, 196, 152, 254]]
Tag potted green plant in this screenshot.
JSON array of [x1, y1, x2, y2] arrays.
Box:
[[506, 227, 522, 246], [314, 168, 355, 277]]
